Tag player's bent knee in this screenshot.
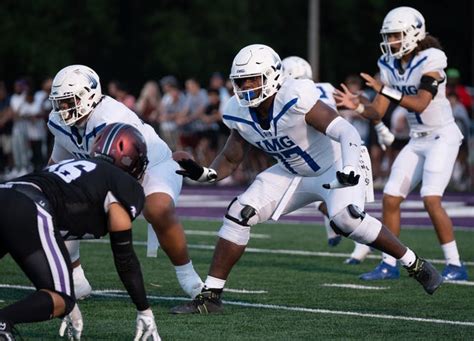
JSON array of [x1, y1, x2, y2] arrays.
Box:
[[217, 198, 257, 245], [54, 291, 76, 317], [330, 205, 381, 244]]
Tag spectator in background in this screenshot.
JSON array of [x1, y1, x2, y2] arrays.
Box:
[[446, 68, 472, 117], [107, 80, 119, 99], [114, 81, 136, 111], [176, 78, 207, 156], [19, 89, 47, 171], [136, 80, 161, 133], [0, 81, 13, 176], [209, 72, 230, 113], [195, 88, 221, 166], [34, 77, 53, 157], [448, 92, 471, 191], [10, 79, 30, 178], [159, 79, 186, 152]]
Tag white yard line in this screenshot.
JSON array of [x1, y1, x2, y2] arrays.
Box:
[[224, 288, 268, 294], [0, 284, 472, 327], [81, 239, 474, 267], [185, 230, 270, 239], [321, 283, 390, 290]]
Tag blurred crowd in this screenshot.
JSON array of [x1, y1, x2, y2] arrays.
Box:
[[0, 68, 472, 190]]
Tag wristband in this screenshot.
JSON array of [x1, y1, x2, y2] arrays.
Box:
[[355, 103, 365, 114], [197, 167, 217, 183], [380, 86, 403, 103]]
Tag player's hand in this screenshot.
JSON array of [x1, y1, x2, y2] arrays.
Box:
[[176, 158, 217, 183], [333, 83, 359, 110], [134, 309, 161, 341], [59, 304, 83, 340], [323, 166, 360, 189], [374, 122, 395, 151], [360, 73, 383, 92]]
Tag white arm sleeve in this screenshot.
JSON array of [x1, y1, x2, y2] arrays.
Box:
[[325, 116, 362, 170], [50, 142, 74, 163]]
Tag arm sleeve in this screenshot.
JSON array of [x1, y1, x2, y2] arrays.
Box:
[[110, 229, 149, 311], [325, 116, 362, 170]]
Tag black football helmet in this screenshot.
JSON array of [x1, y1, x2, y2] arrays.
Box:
[[91, 123, 149, 179]]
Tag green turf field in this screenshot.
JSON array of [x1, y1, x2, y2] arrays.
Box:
[[1, 219, 473, 340]]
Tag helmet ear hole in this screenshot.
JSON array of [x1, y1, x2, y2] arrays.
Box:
[[119, 141, 124, 151]]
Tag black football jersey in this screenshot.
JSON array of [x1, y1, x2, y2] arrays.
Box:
[[16, 158, 145, 240]]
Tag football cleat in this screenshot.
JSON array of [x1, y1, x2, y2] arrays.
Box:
[[405, 257, 443, 294], [360, 261, 400, 280], [344, 258, 361, 265], [327, 236, 342, 247], [170, 290, 223, 314], [441, 264, 468, 281]]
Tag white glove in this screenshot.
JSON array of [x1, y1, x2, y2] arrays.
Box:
[[59, 304, 83, 340], [134, 309, 161, 341], [374, 122, 395, 151]]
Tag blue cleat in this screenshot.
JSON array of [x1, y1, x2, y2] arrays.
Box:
[[442, 264, 468, 281], [328, 236, 342, 247], [360, 261, 400, 280], [344, 258, 361, 265]]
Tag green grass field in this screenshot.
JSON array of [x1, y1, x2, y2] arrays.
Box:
[[1, 219, 473, 340]]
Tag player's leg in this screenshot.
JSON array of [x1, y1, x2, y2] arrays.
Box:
[[323, 161, 442, 294], [421, 131, 467, 280], [142, 159, 203, 298], [65, 240, 92, 300], [317, 201, 342, 247], [0, 192, 75, 336], [171, 165, 299, 314], [360, 143, 422, 280]]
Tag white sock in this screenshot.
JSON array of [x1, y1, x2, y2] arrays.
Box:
[[204, 275, 226, 290], [398, 248, 416, 267], [73, 264, 85, 279], [441, 241, 461, 266], [350, 242, 371, 260], [382, 253, 398, 267], [175, 261, 195, 274]]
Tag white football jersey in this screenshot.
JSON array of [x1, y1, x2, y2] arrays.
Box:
[[48, 96, 171, 166], [314, 82, 337, 110], [378, 47, 453, 133], [223, 78, 341, 177]]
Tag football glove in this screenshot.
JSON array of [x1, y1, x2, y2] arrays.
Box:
[[134, 309, 161, 341], [323, 166, 360, 189], [176, 158, 217, 183], [374, 122, 395, 151], [59, 304, 83, 341]]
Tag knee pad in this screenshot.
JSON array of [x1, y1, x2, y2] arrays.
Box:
[[65, 240, 80, 263], [218, 198, 257, 245], [330, 205, 381, 244]]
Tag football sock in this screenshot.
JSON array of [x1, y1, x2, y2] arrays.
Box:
[[382, 253, 398, 267], [398, 248, 416, 268], [204, 276, 226, 291], [0, 290, 54, 324], [441, 241, 461, 266], [350, 242, 371, 260]]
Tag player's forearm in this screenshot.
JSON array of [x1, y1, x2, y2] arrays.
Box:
[[358, 94, 390, 121], [210, 152, 243, 181], [110, 230, 149, 311], [325, 116, 362, 169]]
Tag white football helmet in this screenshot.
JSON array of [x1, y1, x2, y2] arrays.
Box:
[[282, 56, 313, 80], [229, 44, 283, 107], [49, 65, 102, 126], [380, 7, 426, 59]]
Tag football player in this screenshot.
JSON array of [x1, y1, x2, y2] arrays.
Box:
[[0, 124, 160, 340], [47, 65, 203, 300], [282, 56, 374, 264], [170, 44, 443, 314], [334, 7, 468, 281]]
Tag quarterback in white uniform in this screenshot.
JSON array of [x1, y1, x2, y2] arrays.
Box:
[[170, 44, 442, 314], [335, 7, 468, 281], [282, 56, 373, 263], [47, 65, 203, 301]]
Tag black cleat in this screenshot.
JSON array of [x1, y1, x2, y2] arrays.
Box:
[[405, 257, 443, 295], [170, 290, 224, 314], [0, 321, 15, 341]]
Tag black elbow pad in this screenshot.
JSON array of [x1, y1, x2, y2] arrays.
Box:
[[419, 75, 442, 98]]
